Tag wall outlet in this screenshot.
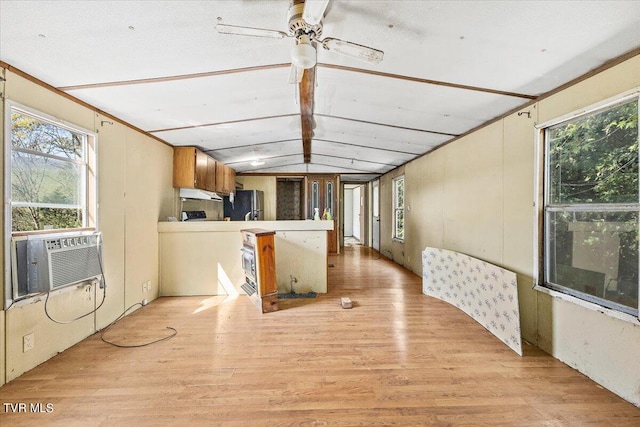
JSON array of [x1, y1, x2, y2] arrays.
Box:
[[23, 333, 34, 352], [142, 281, 151, 293]]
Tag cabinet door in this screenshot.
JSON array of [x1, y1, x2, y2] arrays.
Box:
[[215, 160, 225, 193], [173, 147, 197, 188], [205, 156, 216, 191], [194, 149, 209, 190], [224, 165, 236, 194]]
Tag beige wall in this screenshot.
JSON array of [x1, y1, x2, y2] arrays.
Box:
[[1, 69, 174, 382], [379, 55, 640, 405]]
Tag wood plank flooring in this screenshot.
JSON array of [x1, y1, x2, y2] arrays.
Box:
[[1, 245, 639, 426]]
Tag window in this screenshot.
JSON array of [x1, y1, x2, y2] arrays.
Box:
[[393, 176, 405, 240], [542, 94, 638, 316], [8, 104, 96, 232]]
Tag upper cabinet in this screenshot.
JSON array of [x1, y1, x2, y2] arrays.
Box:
[[223, 164, 236, 194], [173, 147, 235, 194], [214, 162, 236, 195]]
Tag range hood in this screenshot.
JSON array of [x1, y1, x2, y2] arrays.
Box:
[[179, 188, 223, 202]]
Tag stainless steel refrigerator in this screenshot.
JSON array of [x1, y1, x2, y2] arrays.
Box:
[[223, 190, 264, 221]]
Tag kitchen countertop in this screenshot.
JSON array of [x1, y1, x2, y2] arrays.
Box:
[[158, 220, 334, 233], [158, 219, 332, 296]]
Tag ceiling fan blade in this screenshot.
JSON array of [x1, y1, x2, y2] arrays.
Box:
[[321, 37, 384, 64], [302, 0, 330, 25], [215, 24, 288, 39], [288, 63, 304, 84]]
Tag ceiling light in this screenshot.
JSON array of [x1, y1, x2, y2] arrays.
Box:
[[291, 36, 316, 69], [251, 160, 265, 166]]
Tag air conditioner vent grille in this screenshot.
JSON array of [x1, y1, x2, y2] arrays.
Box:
[[49, 245, 102, 289]]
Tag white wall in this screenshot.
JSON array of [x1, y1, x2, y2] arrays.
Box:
[[344, 188, 354, 237], [379, 54, 640, 406], [0, 68, 175, 383], [352, 186, 361, 240]]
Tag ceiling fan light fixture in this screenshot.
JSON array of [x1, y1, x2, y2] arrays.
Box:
[[291, 41, 316, 69]]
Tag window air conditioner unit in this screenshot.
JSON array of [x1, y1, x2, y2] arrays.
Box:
[[12, 231, 103, 297]]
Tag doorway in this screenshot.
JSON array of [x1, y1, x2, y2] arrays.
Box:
[[344, 184, 364, 246], [276, 178, 304, 220], [372, 179, 380, 251]]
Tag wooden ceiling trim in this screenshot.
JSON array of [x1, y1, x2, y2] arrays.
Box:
[[312, 152, 402, 167], [225, 153, 301, 166], [315, 113, 459, 137], [150, 113, 299, 133], [204, 139, 301, 153], [318, 63, 537, 100], [57, 63, 291, 91], [300, 66, 315, 163], [313, 138, 422, 156], [249, 162, 374, 173], [0, 61, 173, 148]]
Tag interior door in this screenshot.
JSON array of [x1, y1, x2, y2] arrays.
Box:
[[307, 175, 338, 254], [372, 179, 380, 251]]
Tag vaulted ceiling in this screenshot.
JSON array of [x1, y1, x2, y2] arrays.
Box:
[[1, 1, 639, 181]]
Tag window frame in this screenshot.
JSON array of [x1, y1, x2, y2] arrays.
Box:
[[4, 100, 98, 306], [393, 175, 405, 241], [535, 88, 639, 319]]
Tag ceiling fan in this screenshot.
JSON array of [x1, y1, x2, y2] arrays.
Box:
[[215, 0, 384, 83], [216, 0, 383, 164]]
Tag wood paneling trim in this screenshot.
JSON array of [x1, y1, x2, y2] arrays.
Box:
[[315, 113, 459, 137], [394, 48, 640, 173], [0, 61, 173, 148], [313, 138, 419, 155], [56, 63, 292, 91], [318, 63, 538, 100], [150, 114, 299, 134]]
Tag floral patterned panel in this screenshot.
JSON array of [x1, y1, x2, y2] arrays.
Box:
[[422, 247, 522, 356]]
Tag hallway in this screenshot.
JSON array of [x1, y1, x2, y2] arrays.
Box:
[[0, 246, 638, 426]]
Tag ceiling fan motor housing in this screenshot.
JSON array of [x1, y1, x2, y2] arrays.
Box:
[[288, 2, 323, 41]]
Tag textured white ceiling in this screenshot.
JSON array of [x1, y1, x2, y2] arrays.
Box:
[[1, 0, 639, 179]]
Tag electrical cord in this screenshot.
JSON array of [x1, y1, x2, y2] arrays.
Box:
[[44, 232, 107, 324], [100, 302, 177, 348], [44, 282, 106, 324]]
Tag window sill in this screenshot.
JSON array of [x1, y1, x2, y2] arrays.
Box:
[[533, 285, 639, 325], [392, 238, 405, 243]]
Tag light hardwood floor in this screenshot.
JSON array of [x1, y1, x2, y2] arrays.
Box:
[[1, 246, 638, 426]]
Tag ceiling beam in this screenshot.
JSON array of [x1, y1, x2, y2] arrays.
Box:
[[300, 66, 315, 163]]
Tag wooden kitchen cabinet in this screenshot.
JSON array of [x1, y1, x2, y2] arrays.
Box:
[[205, 156, 216, 191], [173, 146, 215, 191], [215, 159, 225, 193], [223, 164, 236, 194], [214, 161, 236, 195], [173, 146, 235, 194]]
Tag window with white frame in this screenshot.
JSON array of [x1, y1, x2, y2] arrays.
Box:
[[8, 104, 96, 232], [542, 93, 638, 316], [393, 176, 405, 240]]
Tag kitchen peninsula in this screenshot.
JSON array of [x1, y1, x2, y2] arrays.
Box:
[[158, 220, 334, 297]]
